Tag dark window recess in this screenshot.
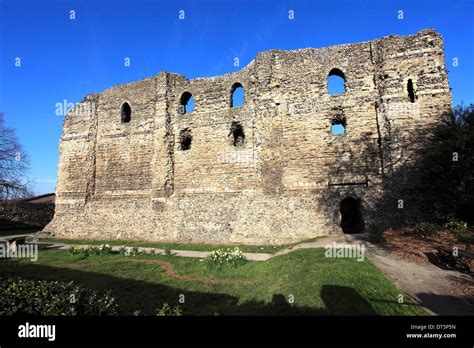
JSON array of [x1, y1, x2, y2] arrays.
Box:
[[229, 122, 245, 146], [180, 128, 192, 150], [179, 92, 194, 114], [121, 102, 131, 123], [407, 79, 416, 103]]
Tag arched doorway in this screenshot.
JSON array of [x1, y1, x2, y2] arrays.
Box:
[[339, 197, 363, 234]]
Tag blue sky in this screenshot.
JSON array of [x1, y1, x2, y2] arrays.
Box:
[[1, 0, 473, 195]]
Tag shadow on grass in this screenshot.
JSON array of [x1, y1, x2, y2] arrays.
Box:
[[320, 285, 377, 315], [0, 261, 377, 315]]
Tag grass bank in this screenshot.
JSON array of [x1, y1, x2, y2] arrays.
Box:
[[0, 247, 424, 315]]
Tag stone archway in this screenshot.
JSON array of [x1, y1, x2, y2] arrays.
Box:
[[339, 197, 363, 234]]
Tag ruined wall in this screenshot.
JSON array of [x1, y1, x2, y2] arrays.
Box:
[[0, 202, 54, 229], [44, 29, 452, 244]]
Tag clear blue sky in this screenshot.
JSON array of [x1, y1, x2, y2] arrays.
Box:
[[1, 0, 473, 195]]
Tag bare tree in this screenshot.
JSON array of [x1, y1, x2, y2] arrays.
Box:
[[0, 112, 31, 200]]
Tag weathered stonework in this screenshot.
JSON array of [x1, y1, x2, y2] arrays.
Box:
[[1, 201, 54, 229], [44, 29, 453, 244]]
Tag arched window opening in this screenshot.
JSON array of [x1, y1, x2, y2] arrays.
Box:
[[331, 115, 346, 135], [407, 79, 416, 103], [121, 102, 131, 123], [180, 128, 192, 151], [327, 68, 346, 95], [230, 83, 245, 108], [179, 92, 195, 114], [229, 121, 245, 146]]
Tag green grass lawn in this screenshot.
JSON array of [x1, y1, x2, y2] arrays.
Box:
[[0, 248, 425, 315], [37, 237, 320, 254]]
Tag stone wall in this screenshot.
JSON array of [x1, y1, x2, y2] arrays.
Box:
[[44, 29, 453, 244], [0, 202, 55, 230]]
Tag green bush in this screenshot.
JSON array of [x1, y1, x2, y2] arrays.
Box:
[[67, 246, 80, 256], [0, 277, 119, 315], [155, 303, 182, 316], [414, 222, 438, 238], [367, 225, 386, 244], [131, 247, 142, 256], [205, 247, 247, 270], [67, 245, 113, 258], [445, 218, 468, 236], [98, 244, 113, 254], [80, 248, 90, 258], [119, 246, 128, 255], [116, 246, 143, 256]]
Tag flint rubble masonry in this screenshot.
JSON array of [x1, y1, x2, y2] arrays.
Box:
[[44, 29, 452, 245]]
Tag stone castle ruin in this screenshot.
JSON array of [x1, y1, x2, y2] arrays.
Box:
[[44, 29, 453, 245]]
